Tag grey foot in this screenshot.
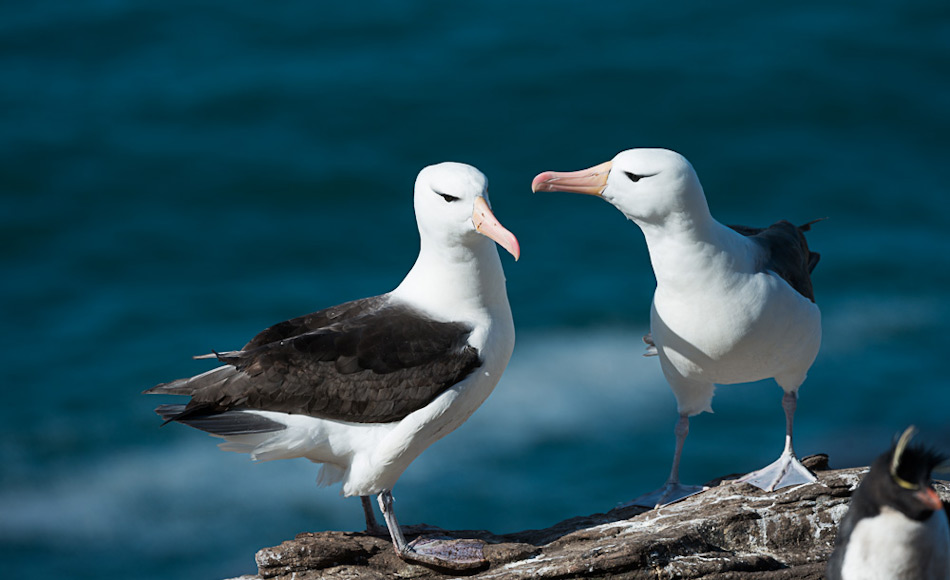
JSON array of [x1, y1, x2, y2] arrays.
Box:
[[399, 536, 487, 570], [365, 520, 387, 536], [622, 482, 708, 509], [361, 496, 387, 536], [737, 450, 817, 492]]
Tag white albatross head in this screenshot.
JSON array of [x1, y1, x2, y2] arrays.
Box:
[[414, 162, 520, 260], [531, 148, 708, 227]]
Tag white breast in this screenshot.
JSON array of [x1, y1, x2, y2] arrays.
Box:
[[652, 269, 821, 386], [841, 507, 950, 580]]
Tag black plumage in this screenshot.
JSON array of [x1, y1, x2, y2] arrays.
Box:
[[155, 404, 286, 435], [145, 295, 482, 426], [728, 219, 822, 302]]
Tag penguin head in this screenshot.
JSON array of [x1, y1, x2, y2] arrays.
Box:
[[867, 426, 947, 521]]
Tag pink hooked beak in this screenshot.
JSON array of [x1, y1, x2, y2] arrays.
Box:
[[531, 160, 613, 196], [472, 196, 520, 261]]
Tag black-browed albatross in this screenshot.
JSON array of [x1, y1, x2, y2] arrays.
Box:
[[145, 162, 520, 569], [532, 148, 822, 507]]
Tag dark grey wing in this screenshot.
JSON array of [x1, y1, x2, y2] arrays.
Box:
[[155, 403, 287, 435], [241, 295, 388, 350], [145, 295, 389, 398], [147, 296, 482, 424], [729, 220, 822, 302]]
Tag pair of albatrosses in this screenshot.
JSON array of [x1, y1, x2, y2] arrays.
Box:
[[147, 149, 824, 569]]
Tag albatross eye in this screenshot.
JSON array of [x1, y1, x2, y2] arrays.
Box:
[[624, 171, 643, 183], [434, 190, 460, 202]]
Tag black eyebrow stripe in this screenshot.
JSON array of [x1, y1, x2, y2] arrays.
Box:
[[433, 189, 460, 201]]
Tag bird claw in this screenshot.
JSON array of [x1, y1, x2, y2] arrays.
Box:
[[399, 536, 488, 570], [642, 333, 658, 357]]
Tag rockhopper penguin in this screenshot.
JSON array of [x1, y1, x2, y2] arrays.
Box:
[[827, 426, 949, 579]]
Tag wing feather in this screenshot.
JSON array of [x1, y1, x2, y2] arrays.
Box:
[[147, 295, 482, 424], [729, 219, 822, 302]]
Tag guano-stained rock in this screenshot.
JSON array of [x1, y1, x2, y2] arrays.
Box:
[[232, 458, 950, 580]]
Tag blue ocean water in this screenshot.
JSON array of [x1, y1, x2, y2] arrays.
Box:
[[2, 1, 949, 578]]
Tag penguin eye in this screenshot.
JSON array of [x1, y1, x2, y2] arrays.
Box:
[[624, 171, 643, 183], [434, 190, 460, 202]]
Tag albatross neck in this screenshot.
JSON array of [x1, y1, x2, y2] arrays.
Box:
[[637, 206, 744, 293], [391, 235, 510, 322]]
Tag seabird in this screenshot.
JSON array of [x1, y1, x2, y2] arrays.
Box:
[[532, 148, 822, 506], [827, 426, 950, 579], [145, 162, 520, 569]]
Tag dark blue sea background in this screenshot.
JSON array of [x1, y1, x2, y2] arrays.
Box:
[[3, 1, 949, 578]]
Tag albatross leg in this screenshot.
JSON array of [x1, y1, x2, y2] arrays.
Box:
[[361, 496, 386, 535], [377, 490, 487, 570], [737, 391, 817, 491], [624, 414, 708, 508]]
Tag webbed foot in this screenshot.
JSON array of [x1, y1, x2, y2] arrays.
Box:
[[399, 536, 487, 570], [622, 482, 708, 509], [737, 449, 817, 491]]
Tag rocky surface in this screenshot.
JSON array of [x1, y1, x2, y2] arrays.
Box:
[[229, 456, 950, 580]]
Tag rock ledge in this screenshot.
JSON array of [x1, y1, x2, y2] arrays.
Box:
[[232, 457, 950, 580]]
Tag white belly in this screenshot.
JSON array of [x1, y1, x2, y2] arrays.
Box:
[[652, 270, 821, 389]]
